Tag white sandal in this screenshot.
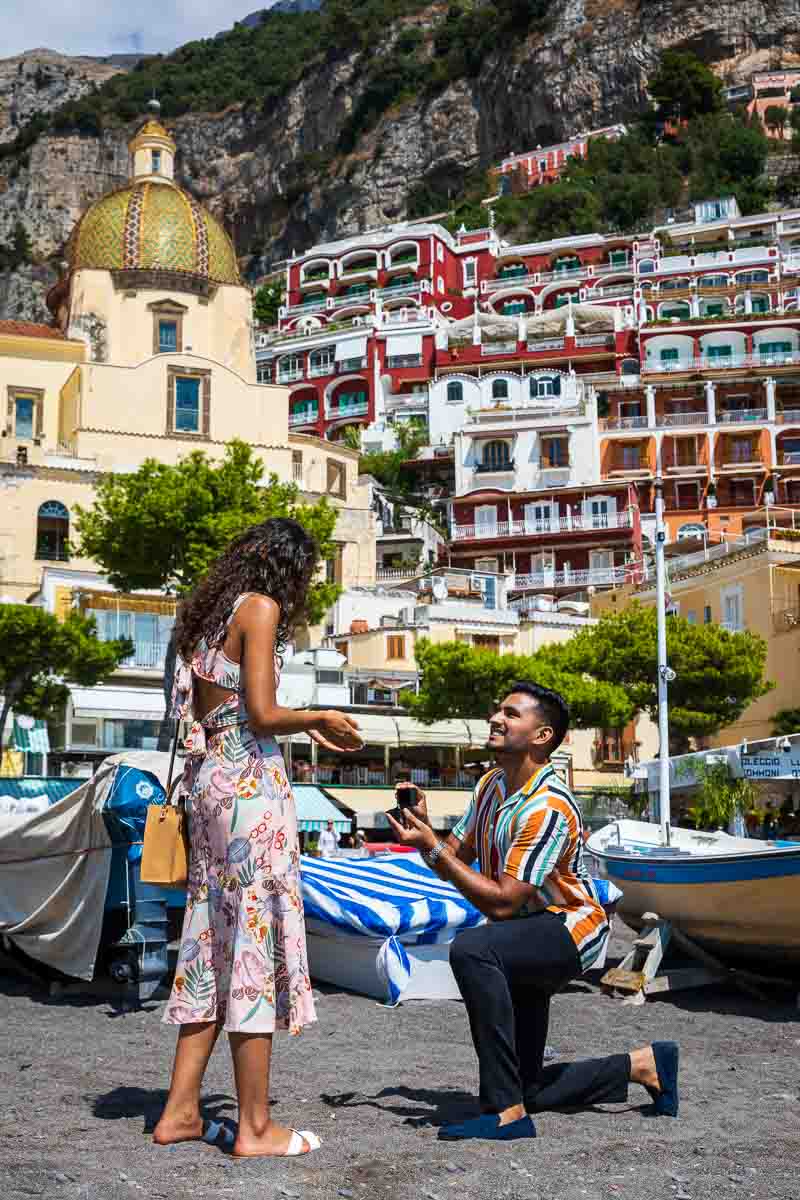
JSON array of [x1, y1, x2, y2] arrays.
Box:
[[284, 1129, 321, 1156], [231, 1129, 321, 1158]]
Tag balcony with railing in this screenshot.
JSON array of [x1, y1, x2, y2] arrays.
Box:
[[781, 450, 800, 464], [481, 341, 519, 356], [285, 297, 327, 316], [658, 409, 709, 427], [643, 351, 800, 375], [475, 458, 515, 474], [484, 272, 538, 293], [717, 407, 769, 424], [289, 408, 318, 427], [330, 292, 371, 309], [511, 565, 628, 591], [324, 399, 369, 420], [451, 511, 633, 541], [277, 366, 305, 384], [600, 413, 649, 431], [526, 337, 565, 353], [308, 359, 335, 378], [375, 281, 423, 301], [717, 442, 763, 469], [604, 453, 652, 477], [120, 641, 170, 671], [777, 408, 800, 424]]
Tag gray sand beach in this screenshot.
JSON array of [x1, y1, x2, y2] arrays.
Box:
[[1, 925, 798, 1200]]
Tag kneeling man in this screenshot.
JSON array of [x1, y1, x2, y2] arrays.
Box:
[[388, 681, 679, 1142]]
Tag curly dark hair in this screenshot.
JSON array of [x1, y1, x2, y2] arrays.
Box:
[[175, 518, 319, 662]]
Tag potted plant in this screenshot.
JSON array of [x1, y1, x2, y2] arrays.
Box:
[[706, 481, 717, 509]]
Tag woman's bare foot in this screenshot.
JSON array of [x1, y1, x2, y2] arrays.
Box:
[[232, 1119, 310, 1157], [629, 1044, 660, 1092], [152, 1112, 204, 1145]]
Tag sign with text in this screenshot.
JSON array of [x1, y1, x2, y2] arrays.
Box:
[[740, 753, 800, 780]]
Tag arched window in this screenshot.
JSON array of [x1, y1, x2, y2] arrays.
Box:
[[482, 440, 511, 470], [531, 375, 561, 398], [447, 380, 463, 404], [677, 522, 707, 542], [36, 501, 69, 562], [492, 379, 509, 400]]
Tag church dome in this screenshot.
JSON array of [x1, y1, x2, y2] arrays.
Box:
[[67, 179, 241, 286]]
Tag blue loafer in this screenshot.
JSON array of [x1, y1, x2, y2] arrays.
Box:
[[647, 1041, 679, 1117], [438, 1114, 536, 1141]]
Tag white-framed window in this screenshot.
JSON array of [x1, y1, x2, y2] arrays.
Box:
[[436, 242, 444, 262], [585, 495, 617, 528], [463, 259, 476, 284], [721, 584, 744, 631], [447, 380, 463, 403], [481, 439, 511, 470], [492, 379, 509, 400], [524, 502, 557, 531], [475, 504, 498, 532]]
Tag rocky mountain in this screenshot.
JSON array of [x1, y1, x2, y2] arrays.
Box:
[[0, 49, 129, 145], [1, 1, 799, 319]]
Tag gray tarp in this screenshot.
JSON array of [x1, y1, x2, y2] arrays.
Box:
[[0, 751, 174, 980]]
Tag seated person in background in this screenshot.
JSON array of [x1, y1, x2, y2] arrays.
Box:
[[389, 681, 680, 1142]]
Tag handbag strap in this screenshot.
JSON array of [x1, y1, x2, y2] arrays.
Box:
[[165, 719, 184, 807]]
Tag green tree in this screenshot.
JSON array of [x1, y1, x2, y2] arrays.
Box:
[[253, 279, 285, 326], [402, 638, 635, 728], [648, 50, 723, 121], [790, 106, 800, 153], [686, 761, 757, 831], [0, 605, 131, 758], [764, 104, 788, 139], [73, 439, 341, 744], [559, 604, 774, 752], [771, 707, 800, 736]]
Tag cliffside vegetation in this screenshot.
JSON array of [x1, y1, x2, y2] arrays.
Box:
[[0, 0, 553, 157], [435, 53, 772, 242]]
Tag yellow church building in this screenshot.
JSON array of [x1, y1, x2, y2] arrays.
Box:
[[0, 110, 374, 772]]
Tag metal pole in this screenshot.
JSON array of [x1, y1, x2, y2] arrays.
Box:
[[654, 475, 672, 845]]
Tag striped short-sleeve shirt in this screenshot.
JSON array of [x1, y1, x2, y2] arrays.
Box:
[[451, 762, 609, 972]]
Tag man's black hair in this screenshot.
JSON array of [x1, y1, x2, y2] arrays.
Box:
[[507, 680, 570, 753]]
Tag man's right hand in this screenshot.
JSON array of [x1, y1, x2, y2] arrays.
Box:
[[409, 790, 431, 828]]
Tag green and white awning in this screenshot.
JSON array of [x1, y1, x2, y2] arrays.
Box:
[[11, 716, 50, 755]]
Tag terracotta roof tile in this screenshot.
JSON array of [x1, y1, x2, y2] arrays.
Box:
[[0, 320, 67, 340]]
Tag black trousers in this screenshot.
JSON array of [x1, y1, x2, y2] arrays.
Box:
[[449, 911, 631, 1114]]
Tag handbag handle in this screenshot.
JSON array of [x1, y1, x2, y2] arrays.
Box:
[[165, 719, 184, 807]]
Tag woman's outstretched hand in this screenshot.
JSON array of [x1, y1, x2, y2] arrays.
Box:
[[311, 711, 363, 753]]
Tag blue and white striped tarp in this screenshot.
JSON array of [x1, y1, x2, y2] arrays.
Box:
[[299, 852, 622, 1004], [300, 851, 484, 1004]]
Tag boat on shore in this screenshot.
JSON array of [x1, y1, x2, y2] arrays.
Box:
[[587, 818, 800, 966]]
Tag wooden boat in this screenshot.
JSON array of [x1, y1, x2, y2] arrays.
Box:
[[586, 819, 800, 967]]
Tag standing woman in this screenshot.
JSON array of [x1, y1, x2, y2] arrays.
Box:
[[153, 518, 362, 1158]]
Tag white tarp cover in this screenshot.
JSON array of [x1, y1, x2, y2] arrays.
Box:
[[447, 303, 615, 344], [385, 332, 423, 356], [334, 335, 368, 361], [0, 758, 117, 980]]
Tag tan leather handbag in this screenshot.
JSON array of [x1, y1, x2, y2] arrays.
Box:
[[140, 723, 190, 887]]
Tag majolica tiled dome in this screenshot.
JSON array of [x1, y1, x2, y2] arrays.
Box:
[[68, 180, 240, 286]]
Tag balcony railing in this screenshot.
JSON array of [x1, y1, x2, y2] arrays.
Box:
[[285, 299, 326, 316], [277, 368, 305, 384], [475, 459, 515, 473], [643, 352, 800, 374], [538, 265, 588, 283], [324, 400, 369, 419], [451, 512, 633, 541], [591, 283, 633, 298], [330, 293, 370, 309], [659, 411, 709, 427], [717, 408, 768, 424], [309, 361, 334, 377], [781, 450, 800, 464], [526, 338, 565, 352], [511, 565, 628, 591], [777, 409, 800, 423], [575, 334, 615, 346], [485, 272, 538, 292], [289, 409, 318, 426], [607, 459, 651, 475], [337, 357, 368, 373], [600, 414, 648, 430], [121, 641, 170, 670], [593, 260, 632, 275], [375, 282, 421, 300], [539, 457, 570, 470], [481, 341, 518, 356]]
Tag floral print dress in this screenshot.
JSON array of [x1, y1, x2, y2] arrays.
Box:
[[163, 593, 316, 1035]]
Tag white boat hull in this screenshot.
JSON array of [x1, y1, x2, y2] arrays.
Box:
[[587, 821, 800, 966]]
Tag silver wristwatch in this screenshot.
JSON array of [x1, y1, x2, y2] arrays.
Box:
[[424, 840, 447, 868]]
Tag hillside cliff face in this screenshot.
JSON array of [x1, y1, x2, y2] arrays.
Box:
[[1, 2, 799, 319], [0, 49, 126, 145]]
